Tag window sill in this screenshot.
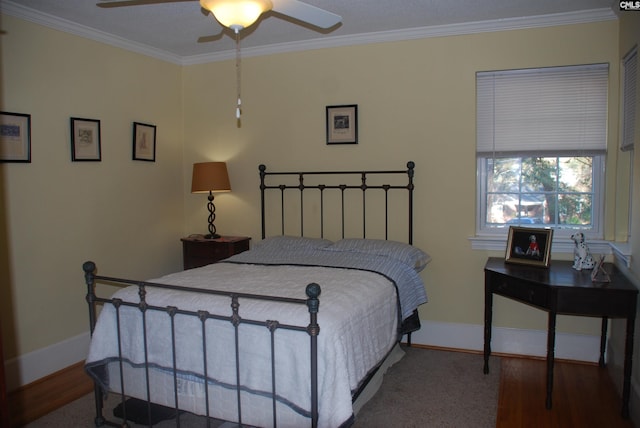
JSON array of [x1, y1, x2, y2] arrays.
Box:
[[469, 235, 628, 263], [610, 242, 632, 268]]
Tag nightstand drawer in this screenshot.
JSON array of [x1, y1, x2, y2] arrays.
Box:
[[187, 241, 228, 259], [493, 277, 549, 307], [181, 236, 251, 270]]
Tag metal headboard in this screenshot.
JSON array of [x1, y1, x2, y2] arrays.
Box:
[[259, 161, 415, 244]]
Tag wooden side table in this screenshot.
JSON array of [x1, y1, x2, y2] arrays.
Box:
[[181, 236, 251, 269], [483, 257, 638, 418]]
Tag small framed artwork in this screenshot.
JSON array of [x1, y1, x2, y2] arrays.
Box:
[[326, 104, 358, 144], [505, 226, 553, 268], [70, 117, 101, 161], [0, 111, 31, 163], [132, 122, 156, 162]]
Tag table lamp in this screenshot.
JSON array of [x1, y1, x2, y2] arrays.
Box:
[[191, 162, 231, 239]]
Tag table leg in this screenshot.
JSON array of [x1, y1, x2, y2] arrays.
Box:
[[599, 317, 608, 368], [546, 311, 557, 410], [484, 276, 493, 375], [622, 314, 635, 418]]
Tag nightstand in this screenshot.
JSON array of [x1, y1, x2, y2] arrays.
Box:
[[181, 236, 251, 270]]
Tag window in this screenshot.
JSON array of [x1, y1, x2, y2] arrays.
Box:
[[476, 64, 609, 238], [621, 46, 637, 153], [621, 46, 637, 243]]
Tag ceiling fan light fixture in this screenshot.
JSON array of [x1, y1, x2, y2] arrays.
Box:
[[200, 0, 273, 31]]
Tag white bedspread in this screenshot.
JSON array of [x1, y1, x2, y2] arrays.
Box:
[[86, 262, 400, 427]]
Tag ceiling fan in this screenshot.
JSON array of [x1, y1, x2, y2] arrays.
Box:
[[98, 0, 341, 120], [97, 0, 342, 32]]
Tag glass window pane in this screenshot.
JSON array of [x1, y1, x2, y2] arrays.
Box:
[[558, 157, 592, 192], [486, 193, 519, 224], [487, 158, 521, 192], [521, 157, 558, 192], [558, 193, 593, 227]]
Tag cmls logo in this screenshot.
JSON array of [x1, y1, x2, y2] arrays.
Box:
[[620, 1, 640, 10]]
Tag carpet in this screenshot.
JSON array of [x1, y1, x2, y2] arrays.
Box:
[[354, 347, 500, 427], [25, 347, 499, 427]]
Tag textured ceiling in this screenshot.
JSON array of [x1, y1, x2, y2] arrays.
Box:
[[2, 0, 617, 63]]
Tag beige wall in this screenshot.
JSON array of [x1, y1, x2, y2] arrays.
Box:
[[609, 10, 640, 418], [619, 12, 640, 278], [183, 20, 620, 334], [0, 11, 633, 387], [0, 16, 185, 359]]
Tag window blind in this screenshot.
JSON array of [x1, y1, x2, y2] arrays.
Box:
[[477, 64, 609, 155], [621, 47, 637, 152]]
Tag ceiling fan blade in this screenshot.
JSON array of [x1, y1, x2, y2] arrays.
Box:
[[271, 0, 341, 29], [97, 0, 194, 8], [197, 31, 224, 43]]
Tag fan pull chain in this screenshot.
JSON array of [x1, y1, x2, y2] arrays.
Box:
[[235, 29, 242, 119]]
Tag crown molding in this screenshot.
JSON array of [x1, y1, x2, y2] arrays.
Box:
[[184, 8, 617, 65], [1, 2, 617, 66], [0, 1, 183, 64]]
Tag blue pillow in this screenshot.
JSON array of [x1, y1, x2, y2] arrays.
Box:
[[326, 239, 431, 272], [253, 235, 333, 251]]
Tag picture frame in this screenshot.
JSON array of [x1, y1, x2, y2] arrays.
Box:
[[505, 226, 553, 268], [0, 111, 31, 163], [326, 104, 358, 144], [591, 255, 611, 282], [70, 117, 101, 161], [132, 122, 156, 162]]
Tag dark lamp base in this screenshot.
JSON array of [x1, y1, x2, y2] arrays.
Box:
[[205, 233, 221, 239]]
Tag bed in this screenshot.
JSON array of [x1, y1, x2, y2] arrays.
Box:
[[83, 161, 429, 427]]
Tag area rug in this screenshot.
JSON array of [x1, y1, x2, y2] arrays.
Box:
[[353, 346, 500, 427]]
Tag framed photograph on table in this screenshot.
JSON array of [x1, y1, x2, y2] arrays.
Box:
[[70, 117, 101, 161], [591, 255, 611, 282], [326, 104, 358, 144], [132, 122, 156, 162], [0, 111, 31, 163], [505, 226, 553, 268]]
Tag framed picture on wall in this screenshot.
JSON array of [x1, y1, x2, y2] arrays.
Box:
[[326, 104, 358, 144], [70, 117, 101, 161], [0, 111, 31, 163], [505, 226, 553, 268], [132, 122, 156, 162]]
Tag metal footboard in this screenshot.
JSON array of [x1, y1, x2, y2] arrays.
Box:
[[83, 261, 321, 428]]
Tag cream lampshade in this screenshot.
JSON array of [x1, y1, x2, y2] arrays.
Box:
[[191, 162, 231, 239], [199, 0, 272, 32]]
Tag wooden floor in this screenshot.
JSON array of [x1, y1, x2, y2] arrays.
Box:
[[498, 356, 635, 428], [5, 353, 637, 427], [7, 361, 93, 427]]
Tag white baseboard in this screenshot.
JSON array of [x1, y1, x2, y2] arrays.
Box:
[[4, 332, 90, 391], [4, 320, 601, 391], [410, 320, 602, 363]]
